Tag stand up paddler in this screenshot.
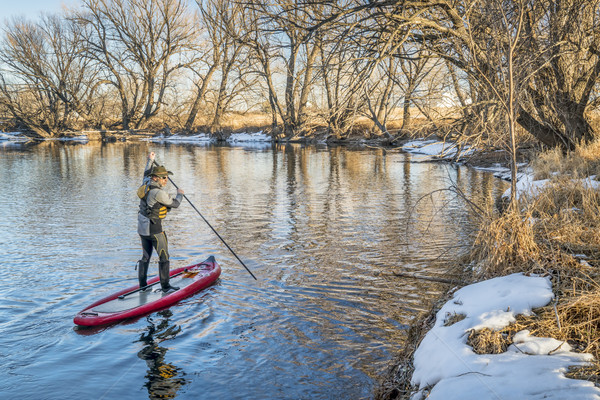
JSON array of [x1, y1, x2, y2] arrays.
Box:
[[137, 152, 184, 293]]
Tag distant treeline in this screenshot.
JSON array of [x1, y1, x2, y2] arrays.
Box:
[[0, 0, 598, 150]]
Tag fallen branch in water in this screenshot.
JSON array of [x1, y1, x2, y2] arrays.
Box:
[[392, 271, 465, 285]]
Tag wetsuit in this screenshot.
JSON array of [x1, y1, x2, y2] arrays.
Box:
[[137, 158, 183, 291]]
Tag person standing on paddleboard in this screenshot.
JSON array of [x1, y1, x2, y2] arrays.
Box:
[[137, 152, 184, 293]]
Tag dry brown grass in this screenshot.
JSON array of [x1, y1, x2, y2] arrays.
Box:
[[533, 181, 600, 256], [219, 112, 274, 132], [467, 328, 511, 354], [470, 207, 542, 279], [465, 140, 600, 384], [443, 312, 466, 326], [533, 138, 600, 179]]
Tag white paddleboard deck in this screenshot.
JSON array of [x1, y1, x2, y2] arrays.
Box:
[[92, 274, 198, 313]]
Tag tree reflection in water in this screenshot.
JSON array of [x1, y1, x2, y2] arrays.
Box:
[[137, 310, 187, 399]]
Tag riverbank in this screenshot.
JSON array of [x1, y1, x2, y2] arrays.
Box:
[[377, 140, 600, 399], [1, 128, 394, 146], [1, 128, 530, 176]]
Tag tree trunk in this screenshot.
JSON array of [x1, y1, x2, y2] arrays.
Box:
[[516, 108, 573, 150], [184, 65, 217, 131], [297, 42, 319, 130], [401, 92, 412, 131], [284, 43, 299, 137]]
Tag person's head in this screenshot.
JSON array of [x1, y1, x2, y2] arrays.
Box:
[[150, 165, 172, 187]]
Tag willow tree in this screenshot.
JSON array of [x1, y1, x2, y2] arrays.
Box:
[[242, 0, 331, 138], [0, 15, 97, 137], [75, 0, 197, 130], [387, 0, 600, 150], [320, 0, 600, 149]]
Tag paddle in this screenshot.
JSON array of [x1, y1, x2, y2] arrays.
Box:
[[152, 160, 257, 280], [118, 269, 188, 299]]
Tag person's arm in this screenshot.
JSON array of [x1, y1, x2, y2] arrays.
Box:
[[143, 152, 155, 180], [155, 190, 184, 209]]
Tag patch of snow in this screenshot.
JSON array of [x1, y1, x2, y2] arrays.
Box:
[[149, 133, 215, 144], [227, 131, 272, 143], [401, 139, 538, 183], [402, 139, 475, 161], [502, 173, 600, 200], [148, 131, 273, 146], [0, 131, 29, 141], [410, 273, 599, 399], [59, 135, 88, 142]]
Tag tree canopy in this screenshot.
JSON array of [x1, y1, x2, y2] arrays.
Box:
[[0, 0, 598, 151]]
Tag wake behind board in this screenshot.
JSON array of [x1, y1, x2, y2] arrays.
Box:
[[74, 256, 221, 327]]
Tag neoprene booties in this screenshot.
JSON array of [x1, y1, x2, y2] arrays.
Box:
[[138, 260, 149, 288], [159, 261, 179, 293]]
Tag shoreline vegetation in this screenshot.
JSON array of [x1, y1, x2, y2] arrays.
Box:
[[1, 0, 596, 156], [376, 139, 600, 399]]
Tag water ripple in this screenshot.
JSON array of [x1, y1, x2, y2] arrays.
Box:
[[0, 142, 507, 399]]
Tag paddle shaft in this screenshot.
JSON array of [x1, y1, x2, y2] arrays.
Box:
[[153, 161, 257, 280]]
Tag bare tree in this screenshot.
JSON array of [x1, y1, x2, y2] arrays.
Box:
[[316, 24, 364, 139], [183, 1, 221, 131], [235, 4, 284, 131], [393, 0, 600, 150], [517, 0, 600, 149], [0, 14, 97, 137], [184, 0, 259, 135], [242, 0, 332, 138], [461, 0, 528, 207], [203, 1, 247, 134], [320, 7, 417, 140], [75, 0, 197, 130], [362, 44, 444, 139], [362, 57, 398, 139]]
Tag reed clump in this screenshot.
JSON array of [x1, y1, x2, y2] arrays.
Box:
[[533, 140, 600, 180], [470, 207, 542, 279], [466, 139, 600, 383], [467, 328, 511, 354]]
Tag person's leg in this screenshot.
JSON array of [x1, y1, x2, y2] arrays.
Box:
[[152, 232, 179, 293], [138, 235, 153, 288]]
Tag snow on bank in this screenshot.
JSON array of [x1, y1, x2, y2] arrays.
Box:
[[402, 137, 600, 200], [401, 139, 528, 181], [57, 135, 88, 142], [402, 139, 475, 160], [411, 273, 599, 400], [226, 132, 271, 142], [502, 173, 600, 201], [149, 131, 272, 145], [0, 131, 29, 141], [0, 131, 88, 143], [150, 132, 214, 144], [0, 130, 273, 145]]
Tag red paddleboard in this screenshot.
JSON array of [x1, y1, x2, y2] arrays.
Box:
[[74, 256, 221, 327]]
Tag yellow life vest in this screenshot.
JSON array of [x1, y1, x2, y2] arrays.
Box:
[[138, 184, 168, 221]]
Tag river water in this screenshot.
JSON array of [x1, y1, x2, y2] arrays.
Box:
[[0, 140, 506, 399]]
